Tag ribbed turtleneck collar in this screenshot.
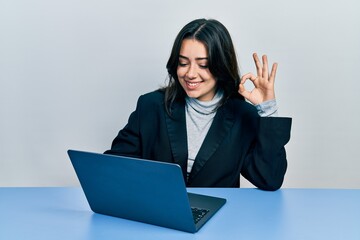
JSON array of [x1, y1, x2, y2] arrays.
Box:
[[185, 89, 224, 115]]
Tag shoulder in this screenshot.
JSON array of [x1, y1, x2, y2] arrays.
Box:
[[137, 89, 165, 105], [139, 89, 164, 100], [134, 89, 166, 114]]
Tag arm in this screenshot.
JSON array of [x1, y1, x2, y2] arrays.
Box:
[[239, 53, 291, 190], [104, 97, 142, 157], [242, 116, 291, 190]]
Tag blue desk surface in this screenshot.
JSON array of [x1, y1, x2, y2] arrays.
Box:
[[0, 187, 359, 240]]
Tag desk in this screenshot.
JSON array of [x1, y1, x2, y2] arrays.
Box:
[[0, 188, 359, 240]]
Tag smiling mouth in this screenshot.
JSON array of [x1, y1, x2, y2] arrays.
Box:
[[185, 81, 202, 89]]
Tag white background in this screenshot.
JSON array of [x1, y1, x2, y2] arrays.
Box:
[[1, 0, 359, 188]]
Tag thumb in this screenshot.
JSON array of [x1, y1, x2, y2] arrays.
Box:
[[238, 83, 250, 99]]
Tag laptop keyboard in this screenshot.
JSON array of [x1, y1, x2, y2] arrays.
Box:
[[191, 207, 209, 224]]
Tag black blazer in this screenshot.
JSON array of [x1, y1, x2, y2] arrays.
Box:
[[105, 90, 292, 190]]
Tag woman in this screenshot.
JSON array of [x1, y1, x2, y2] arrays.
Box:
[[105, 18, 292, 190]]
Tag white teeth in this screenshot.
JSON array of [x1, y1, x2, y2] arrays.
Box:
[[187, 82, 199, 86]]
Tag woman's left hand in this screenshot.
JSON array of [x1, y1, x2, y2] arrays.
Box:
[[238, 53, 277, 105]]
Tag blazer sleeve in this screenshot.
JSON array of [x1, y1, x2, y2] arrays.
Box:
[[104, 96, 142, 158], [241, 117, 292, 191]]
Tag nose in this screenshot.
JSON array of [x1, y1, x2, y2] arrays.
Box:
[[186, 64, 197, 79]]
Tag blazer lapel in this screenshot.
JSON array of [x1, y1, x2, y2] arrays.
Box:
[[188, 101, 235, 182], [165, 99, 188, 178]]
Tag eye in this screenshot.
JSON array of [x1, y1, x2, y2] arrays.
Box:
[[199, 64, 208, 69], [178, 62, 188, 67], [197, 60, 209, 69]]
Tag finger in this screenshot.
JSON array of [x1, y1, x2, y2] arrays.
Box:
[[269, 63, 278, 83], [238, 82, 245, 93], [238, 83, 251, 99], [253, 53, 262, 77], [262, 55, 269, 79], [240, 72, 257, 84]]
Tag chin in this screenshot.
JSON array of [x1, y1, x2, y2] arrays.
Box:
[[185, 92, 201, 99]]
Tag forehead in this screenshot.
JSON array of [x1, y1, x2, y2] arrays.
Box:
[[179, 39, 208, 58]]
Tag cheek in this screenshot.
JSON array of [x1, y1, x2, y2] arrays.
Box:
[[199, 71, 215, 82], [177, 67, 185, 78]]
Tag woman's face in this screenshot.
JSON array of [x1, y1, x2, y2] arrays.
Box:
[[177, 39, 217, 101]]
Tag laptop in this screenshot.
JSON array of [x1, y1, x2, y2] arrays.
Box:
[[67, 149, 226, 233]]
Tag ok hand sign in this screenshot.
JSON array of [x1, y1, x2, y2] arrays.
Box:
[[238, 53, 277, 105]]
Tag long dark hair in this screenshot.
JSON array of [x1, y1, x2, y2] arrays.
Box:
[[164, 18, 244, 115]]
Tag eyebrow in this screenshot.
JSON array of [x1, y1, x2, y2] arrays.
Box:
[[179, 55, 208, 61]]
